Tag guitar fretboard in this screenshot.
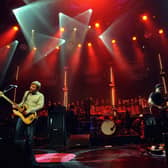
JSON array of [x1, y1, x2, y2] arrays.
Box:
[[2, 95, 14, 105]]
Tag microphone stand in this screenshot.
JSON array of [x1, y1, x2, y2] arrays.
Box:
[[3, 86, 17, 94]]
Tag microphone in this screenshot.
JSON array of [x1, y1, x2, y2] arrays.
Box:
[[9, 84, 18, 88]]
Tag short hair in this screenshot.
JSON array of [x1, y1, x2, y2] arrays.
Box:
[[31, 81, 41, 89], [155, 83, 163, 89]]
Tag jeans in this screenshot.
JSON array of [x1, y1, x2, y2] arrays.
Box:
[[15, 118, 35, 145]]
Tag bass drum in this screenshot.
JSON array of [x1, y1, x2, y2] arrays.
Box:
[[100, 120, 116, 135]]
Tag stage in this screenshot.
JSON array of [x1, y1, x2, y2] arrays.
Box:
[[33, 143, 167, 168]]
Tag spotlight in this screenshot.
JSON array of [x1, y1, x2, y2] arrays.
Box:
[[132, 36, 137, 41], [88, 9, 93, 13], [78, 44, 82, 48], [158, 29, 164, 35], [141, 14, 148, 21], [33, 47, 37, 51], [60, 27, 65, 32], [111, 39, 116, 44], [88, 42, 92, 47], [6, 45, 11, 48], [15, 40, 19, 44], [56, 46, 60, 50], [73, 27, 77, 31], [88, 25, 91, 29], [95, 22, 100, 28], [13, 26, 19, 31], [99, 35, 103, 39]]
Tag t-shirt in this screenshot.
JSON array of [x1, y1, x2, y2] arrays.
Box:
[[148, 91, 165, 106]]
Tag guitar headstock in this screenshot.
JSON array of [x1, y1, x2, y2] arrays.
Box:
[[0, 91, 4, 97]]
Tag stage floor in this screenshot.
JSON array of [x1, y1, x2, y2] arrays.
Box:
[[33, 143, 168, 168]]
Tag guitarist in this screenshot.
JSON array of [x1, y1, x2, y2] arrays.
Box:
[[12, 81, 44, 146], [148, 83, 168, 143]]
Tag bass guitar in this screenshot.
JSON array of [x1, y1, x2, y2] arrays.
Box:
[[0, 91, 37, 125]]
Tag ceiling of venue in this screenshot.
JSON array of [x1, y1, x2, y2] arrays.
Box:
[[0, 0, 168, 102]]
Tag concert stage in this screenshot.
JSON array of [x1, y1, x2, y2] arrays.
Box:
[[0, 119, 168, 168], [33, 143, 168, 168]]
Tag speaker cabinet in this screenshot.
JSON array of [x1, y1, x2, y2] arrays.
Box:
[[49, 108, 67, 147]]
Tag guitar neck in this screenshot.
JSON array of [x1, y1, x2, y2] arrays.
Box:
[[1, 94, 15, 105]]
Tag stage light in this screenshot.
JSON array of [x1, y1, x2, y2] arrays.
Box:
[[158, 29, 164, 35], [88, 42, 92, 47], [99, 35, 103, 39], [132, 36, 137, 41], [13, 26, 19, 31], [88, 9, 93, 13], [33, 47, 37, 51], [15, 40, 19, 44], [88, 25, 91, 29], [111, 39, 116, 44], [95, 22, 100, 28], [56, 46, 60, 50], [73, 27, 77, 31], [59, 12, 63, 16], [141, 15, 148, 21], [77, 43, 82, 48], [6, 45, 11, 48], [60, 27, 65, 32]]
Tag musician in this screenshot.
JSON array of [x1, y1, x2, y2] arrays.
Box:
[[148, 84, 167, 110], [148, 83, 168, 143], [83, 97, 94, 120], [12, 81, 44, 145]]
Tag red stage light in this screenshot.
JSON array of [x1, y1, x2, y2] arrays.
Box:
[[141, 15, 148, 21], [95, 22, 100, 28], [111, 39, 116, 44], [56, 46, 60, 50], [158, 29, 164, 35], [88, 42, 92, 47], [78, 43, 82, 48], [13, 26, 19, 31], [6, 45, 11, 48]]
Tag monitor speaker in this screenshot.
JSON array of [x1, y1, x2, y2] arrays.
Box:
[[49, 109, 67, 147]]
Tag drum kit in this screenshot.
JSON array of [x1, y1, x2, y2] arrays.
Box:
[[91, 108, 143, 137]]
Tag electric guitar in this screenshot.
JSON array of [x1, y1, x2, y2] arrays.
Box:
[[0, 91, 37, 125]]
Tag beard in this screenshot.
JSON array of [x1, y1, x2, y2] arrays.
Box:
[[29, 89, 37, 94]]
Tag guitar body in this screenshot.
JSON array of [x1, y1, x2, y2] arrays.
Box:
[[13, 110, 37, 125], [0, 91, 37, 125], [17, 104, 28, 113]]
